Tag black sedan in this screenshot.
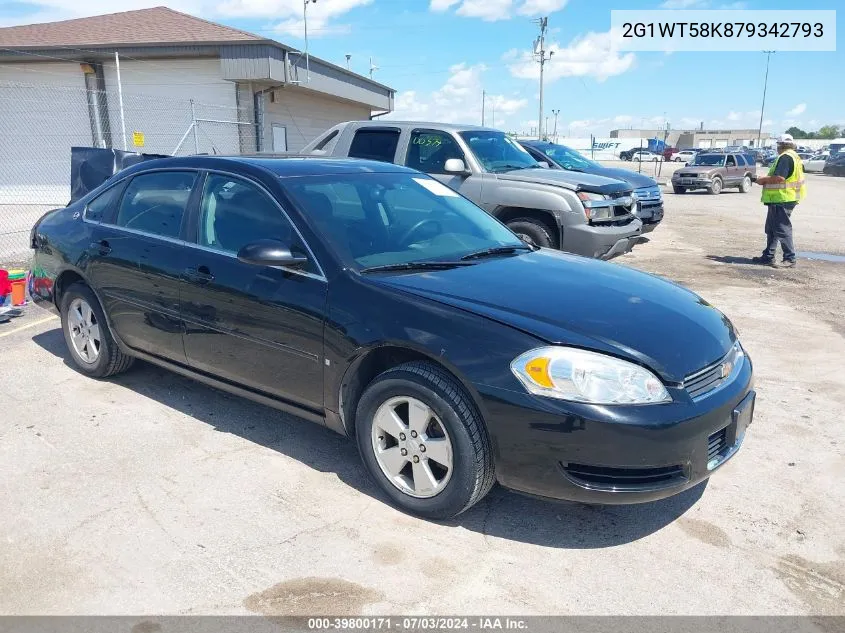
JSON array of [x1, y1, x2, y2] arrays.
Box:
[[30, 156, 754, 520], [823, 153, 845, 176], [521, 140, 665, 232]]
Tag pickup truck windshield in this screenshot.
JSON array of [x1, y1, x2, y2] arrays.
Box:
[[459, 131, 539, 173], [693, 154, 726, 166], [284, 172, 524, 271]]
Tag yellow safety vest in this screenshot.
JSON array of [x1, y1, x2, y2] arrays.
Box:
[[761, 149, 806, 204]]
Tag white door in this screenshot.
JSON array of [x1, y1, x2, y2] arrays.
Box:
[[272, 124, 287, 152]]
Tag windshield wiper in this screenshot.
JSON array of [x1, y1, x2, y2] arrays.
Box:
[[360, 261, 475, 274], [460, 245, 534, 260], [494, 164, 535, 172]]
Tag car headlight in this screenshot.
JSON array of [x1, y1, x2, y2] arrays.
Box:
[[510, 346, 671, 404], [577, 192, 613, 220]]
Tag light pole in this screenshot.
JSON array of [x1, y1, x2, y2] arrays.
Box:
[[533, 16, 553, 140], [551, 109, 560, 142], [345, 54, 351, 70], [756, 51, 774, 148], [303, 0, 317, 82]]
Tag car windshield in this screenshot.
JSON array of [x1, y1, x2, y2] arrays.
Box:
[[459, 131, 539, 173], [536, 143, 600, 171], [284, 172, 525, 270], [693, 154, 726, 166]]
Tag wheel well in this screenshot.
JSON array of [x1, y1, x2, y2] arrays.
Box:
[[53, 270, 85, 305], [494, 207, 560, 248], [339, 346, 478, 437]]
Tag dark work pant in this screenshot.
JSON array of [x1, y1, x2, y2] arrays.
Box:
[[763, 204, 796, 262]]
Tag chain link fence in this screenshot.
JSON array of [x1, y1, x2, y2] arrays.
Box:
[[0, 81, 258, 265]]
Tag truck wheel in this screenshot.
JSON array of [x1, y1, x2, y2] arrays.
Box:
[[506, 218, 554, 248], [356, 361, 495, 520], [673, 186, 686, 194], [708, 177, 723, 195], [739, 175, 752, 193]]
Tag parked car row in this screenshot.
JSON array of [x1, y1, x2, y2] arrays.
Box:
[[304, 121, 660, 258], [28, 140, 754, 520]]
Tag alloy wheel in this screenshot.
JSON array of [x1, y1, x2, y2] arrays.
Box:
[[67, 297, 101, 364], [371, 396, 453, 498]]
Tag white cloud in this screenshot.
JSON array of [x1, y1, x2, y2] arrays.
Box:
[[660, 0, 706, 8], [763, 119, 773, 127], [506, 29, 635, 82], [456, 0, 513, 21], [727, 111, 742, 122], [429, 0, 461, 10], [388, 63, 528, 129], [518, 0, 569, 15], [786, 103, 807, 116], [433, 0, 567, 21], [217, 0, 373, 37]]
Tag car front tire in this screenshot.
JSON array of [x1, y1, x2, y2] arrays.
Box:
[[709, 177, 723, 195], [356, 361, 495, 520], [60, 282, 134, 378]]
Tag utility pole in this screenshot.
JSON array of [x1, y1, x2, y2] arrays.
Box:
[[533, 16, 553, 140], [345, 54, 351, 70], [303, 0, 317, 82], [482, 90, 486, 126], [757, 51, 774, 148], [369, 57, 378, 79], [551, 109, 560, 143]]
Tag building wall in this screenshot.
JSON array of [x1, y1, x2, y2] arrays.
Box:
[[262, 87, 372, 152], [101, 57, 241, 155]]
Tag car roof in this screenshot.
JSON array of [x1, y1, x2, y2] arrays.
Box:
[[120, 154, 416, 178]]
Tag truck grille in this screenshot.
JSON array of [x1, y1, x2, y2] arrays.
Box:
[[561, 462, 687, 491]]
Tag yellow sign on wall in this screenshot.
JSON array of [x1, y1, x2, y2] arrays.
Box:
[[132, 131, 145, 147]]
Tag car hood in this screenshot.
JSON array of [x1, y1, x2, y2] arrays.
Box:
[[579, 166, 657, 189], [370, 249, 736, 383], [496, 168, 632, 195]]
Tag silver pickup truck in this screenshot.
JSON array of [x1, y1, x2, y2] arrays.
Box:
[[302, 121, 643, 259]]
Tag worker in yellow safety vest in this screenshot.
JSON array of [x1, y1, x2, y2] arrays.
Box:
[[751, 133, 806, 268]]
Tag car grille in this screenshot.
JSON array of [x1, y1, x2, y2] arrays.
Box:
[[561, 462, 688, 491], [677, 172, 698, 178], [708, 427, 729, 463], [684, 343, 743, 400], [609, 191, 636, 219]]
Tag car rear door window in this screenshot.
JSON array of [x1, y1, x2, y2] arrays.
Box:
[[85, 182, 124, 223], [406, 130, 466, 173], [116, 171, 197, 239], [348, 128, 400, 162]]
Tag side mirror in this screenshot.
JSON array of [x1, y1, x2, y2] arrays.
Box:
[[685, 162, 690, 167], [237, 239, 308, 268], [444, 158, 470, 175]]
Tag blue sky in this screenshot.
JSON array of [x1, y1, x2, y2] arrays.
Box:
[[2, 0, 843, 137]]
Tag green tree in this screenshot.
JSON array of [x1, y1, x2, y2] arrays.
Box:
[[785, 126, 808, 139], [816, 125, 841, 139]]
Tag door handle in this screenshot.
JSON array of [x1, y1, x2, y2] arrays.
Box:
[[88, 240, 111, 256], [183, 266, 215, 284]]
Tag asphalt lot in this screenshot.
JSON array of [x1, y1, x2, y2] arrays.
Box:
[[1, 172, 844, 616]]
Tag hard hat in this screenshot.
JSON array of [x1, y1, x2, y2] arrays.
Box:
[[776, 133, 794, 143]]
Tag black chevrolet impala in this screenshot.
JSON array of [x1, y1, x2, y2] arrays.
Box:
[[30, 156, 754, 519]]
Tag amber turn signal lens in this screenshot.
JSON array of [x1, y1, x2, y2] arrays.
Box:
[[524, 357, 554, 388]]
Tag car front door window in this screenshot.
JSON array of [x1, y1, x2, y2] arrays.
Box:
[[116, 171, 197, 239], [406, 130, 466, 174]]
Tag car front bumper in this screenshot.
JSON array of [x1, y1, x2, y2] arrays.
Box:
[[635, 202, 664, 231], [479, 355, 754, 504], [673, 177, 713, 188]]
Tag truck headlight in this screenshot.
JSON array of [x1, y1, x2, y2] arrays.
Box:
[[577, 192, 613, 220], [511, 346, 671, 404]]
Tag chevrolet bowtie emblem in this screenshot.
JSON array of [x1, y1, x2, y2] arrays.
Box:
[[720, 362, 733, 379]]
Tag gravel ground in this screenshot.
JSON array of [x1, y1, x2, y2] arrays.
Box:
[[1, 172, 843, 616]]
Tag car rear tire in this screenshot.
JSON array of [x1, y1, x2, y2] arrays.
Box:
[[673, 186, 686, 194], [709, 177, 723, 195], [356, 361, 495, 520], [506, 218, 555, 249], [60, 282, 134, 378], [739, 175, 752, 193]]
